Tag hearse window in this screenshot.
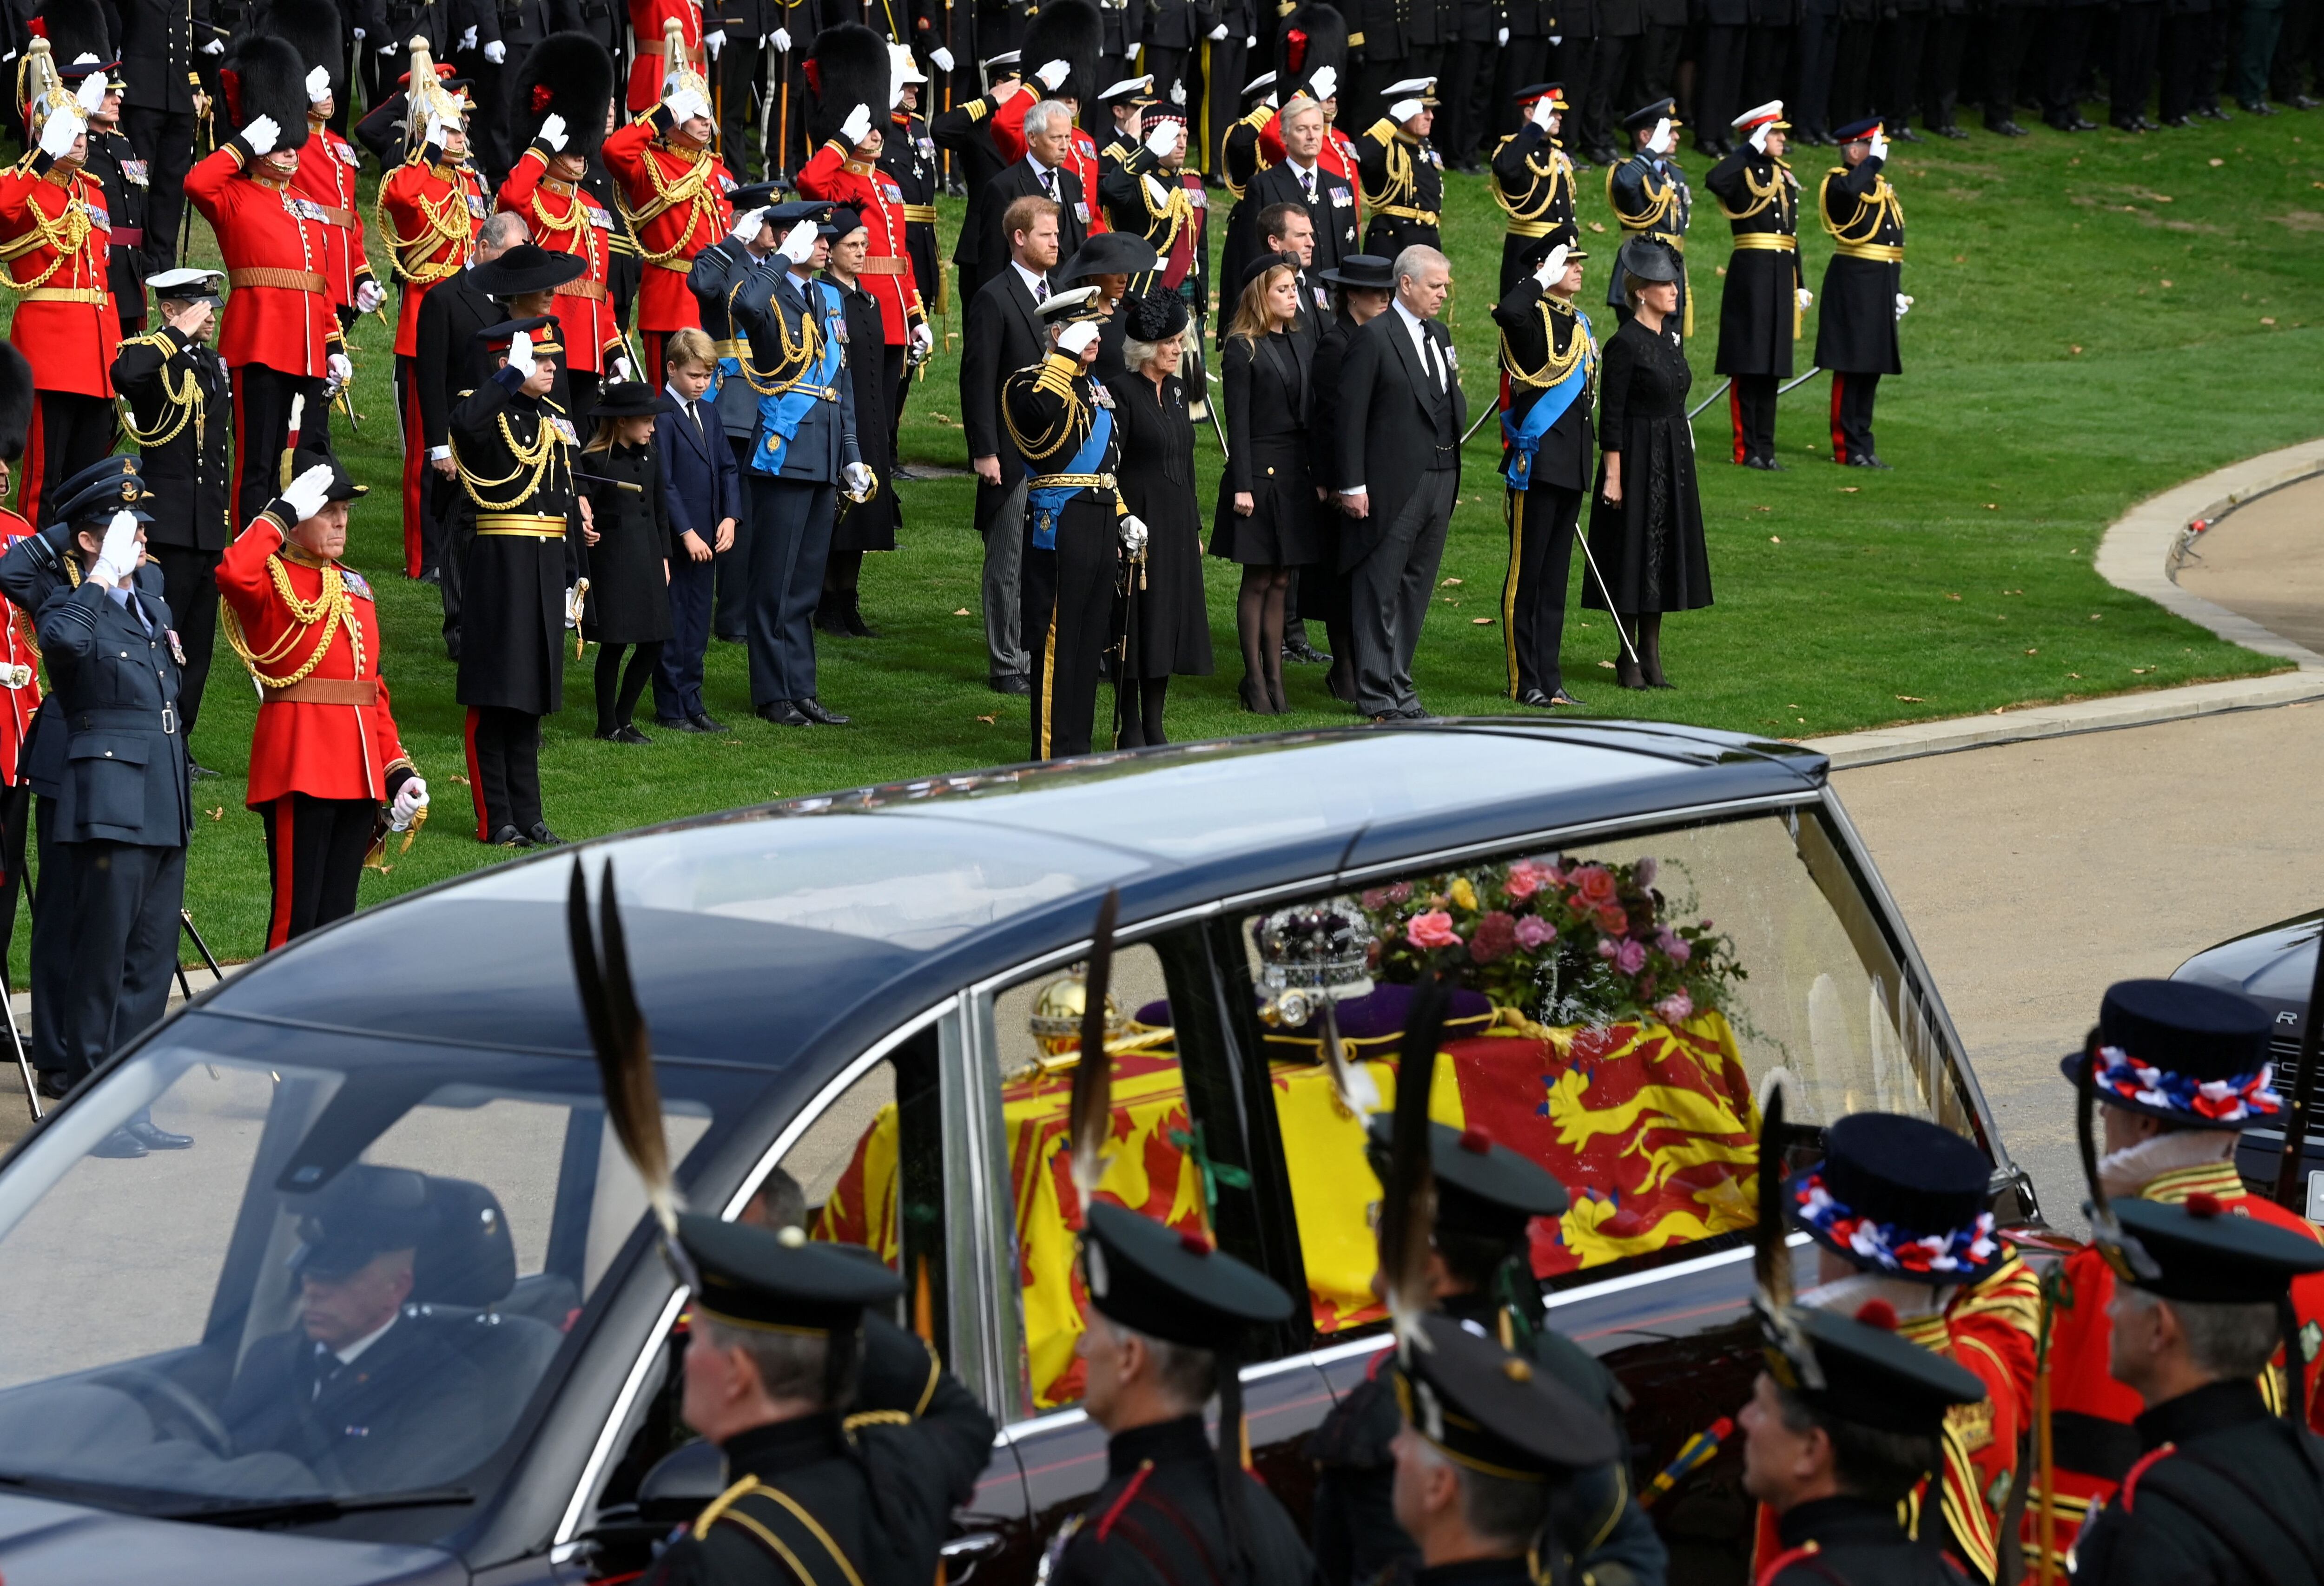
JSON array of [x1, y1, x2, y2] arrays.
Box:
[[1240, 805, 1972, 1335]]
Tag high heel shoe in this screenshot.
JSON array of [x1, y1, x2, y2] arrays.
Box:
[[1616, 656, 1649, 690], [1240, 675, 1278, 714]]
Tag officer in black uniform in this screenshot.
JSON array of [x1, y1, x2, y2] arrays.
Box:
[[112, 268, 234, 769], [1604, 97, 1691, 336], [881, 64, 946, 336], [2070, 1197, 2324, 1586], [1094, 73, 1157, 180], [115, 0, 206, 277], [1706, 101, 1802, 471], [1310, 1113, 1665, 1586], [1740, 1297, 1989, 1586], [643, 1213, 999, 1586], [79, 58, 155, 340], [1357, 77, 1444, 256], [1039, 1201, 1312, 1586], [1813, 116, 1904, 469], [1489, 82, 1575, 296]]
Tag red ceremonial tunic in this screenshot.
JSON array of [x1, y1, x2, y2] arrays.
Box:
[[0, 507, 42, 788], [218, 509, 412, 808], [625, 0, 704, 113], [602, 113, 734, 335], [378, 156, 487, 357], [499, 149, 621, 377], [185, 144, 343, 379], [290, 120, 377, 315], [988, 93, 1108, 236], [795, 142, 924, 344], [0, 159, 119, 397], [2021, 1157, 2324, 1577]]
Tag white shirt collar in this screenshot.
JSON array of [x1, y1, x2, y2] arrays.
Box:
[[1011, 260, 1049, 296], [332, 1313, 398, 1368], [1028, 151, 1058, 182], [664, 381, 696, 407], [1391, 298, 1439, 383]]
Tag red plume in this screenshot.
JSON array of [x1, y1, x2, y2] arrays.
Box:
[[2187, 1191, 2225, 1218], [219, 68, 243, 128], [25, 17, 44, 37], [1854, 1299, 1900, 1331], [1286, 27, 1308, 70], [531, 83, 554, 114], [802, 59, 821, 96]]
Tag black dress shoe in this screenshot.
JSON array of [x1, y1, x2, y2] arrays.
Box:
[[758, 700, 811, 726], [1933, 123, 1969, 139], [2198, 103, 2233, 120], [2136, 115, 2163, 130], [2111, 117, 2144, 132], [603, 724, 654, 745], [2162, 114, 2191, 127], [1743, 454, 1785, 471], [1987, 118, 2029, 136], [2241, 98, 2277, 114], [1846, 453, 1893, 469], [1518, 687, 1556, 708], [91, 1129, 148, 1159], [2069, 114, 2099, 130], [187, 760, 221, 780], [989, 675, 1032, 696], [813, 608, 850, 636], [796, 697, 851, 726], [526, 823, 565, 846], [1891, 125, 1922, 142], [488, 824, 528, 846], [714, 631, 747, 644], [1282, 638, 1331, 665], [656, 715, 706, 733], [125, 1118, 193, 1150], [2291, 94, 2321, 110], [689, 712, 730, 733], [1400, 704, 1431, 720], [1548, 688, 1584, 706], [35, 1068, 68, 1100]]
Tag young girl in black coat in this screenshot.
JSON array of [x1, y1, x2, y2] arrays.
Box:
[[580, 382, 678, 743]]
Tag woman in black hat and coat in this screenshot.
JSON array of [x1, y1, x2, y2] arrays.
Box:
[[819, 210, 900, 639], [1581, 240, 1711, 690], [1103, 289, 1214, 748], [579, 382, 678, 744], [1210, 255, 1320, 715]]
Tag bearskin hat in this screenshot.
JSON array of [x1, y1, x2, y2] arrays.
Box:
[[518, 32, 614, 157], [36, 0, 115, 79], [231, 35, 313, 154], [0, 345, 32, 466], [1276, 4, 1348, 100], [255, 0, 342, 106], [1022, 0, 1101, 119], [803, 24, 889, 148]]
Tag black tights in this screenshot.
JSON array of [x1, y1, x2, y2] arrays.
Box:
[[1614, 611, 1670, 688], [1115, 677, 1171, 748], [595, 641, 664, 734], [1235, 564, 1291, 713]]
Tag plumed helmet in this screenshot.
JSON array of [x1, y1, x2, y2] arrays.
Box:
[[231, 35, 312, 153], [1022, 0, 1101, 118], [518, 32, 614, 157], [1275, 4, 1348, 101], [803, 24, 889, 148], [255, 0, 343, 107], [34, 0, 116, 82], [0, 344, 33, 465]]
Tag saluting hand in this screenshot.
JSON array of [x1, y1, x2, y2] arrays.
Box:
[[839, 102, 873, 146], [777, 219, 820, 263], [1143, 119, 1180, 160], [1035, 58, 1070, 90], [1309, 66, 1338, 103], [281, 463, 337, 523], [538, 112, 568, 152], [36, 108, 84, 160]]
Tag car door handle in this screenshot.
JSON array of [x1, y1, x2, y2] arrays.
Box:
[[941, 1531, 1007, 1585]]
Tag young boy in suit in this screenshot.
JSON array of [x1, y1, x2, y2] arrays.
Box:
[[652, 327, 744, 733]]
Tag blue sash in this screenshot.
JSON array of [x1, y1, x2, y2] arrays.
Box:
[[751, 283, 846, 475], [1025, 405, 1113, 551], [1502, 309, 1593, 492]]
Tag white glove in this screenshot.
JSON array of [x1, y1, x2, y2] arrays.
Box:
[[304, 64, 331, 103], [843, 461, 875, 494], [704, 27, 725, 56], [351, 26, 364, 40], [1388, 97, 1422, 123], [839, 102, 873, 145], [356, 278, 386, 314], [459, 24, 478, 48], [378, 41, 396, 54], [92, 510, 140, 586], [1308, 65, 1336, 102], [1867, 130, 1888, 162], [1262, 92, 1277, 108], [1245, 33, 1256, 47], [507, 328, 538, 381], [664, 84, 712, 124], [1056, 320, 1100, 356], [1143, 119, 1177, 158], [1648, 116, 1673, 155], [772, 25, 791, 50], [1497, 25, 1510, 43], [931, 45, 954, 71], [910, 319, 934, 354], [328, 351, 354, 386], [1749, 120, 1769, 153], [423, 112, 449, 151], [1894, 292, 1914, 319], [564, 586, 580, 626], [611, 355, 633, 382], [1207, 21, 1228, 38], [1119, 513, 1148, 554], [1533, 242, 1568, 289], [281, 462, 336, 522], [484, 38, 506, 63], [203, 36, 224, 53], [1528, 93, 1555, 129], [778, 218, 819, 263], [75, 70, 107, 115], [538, 112, 568, 151], [390, 777, 429, 830], [729, 203, 767, 242], [241, 113, 279, 157], [1796, 287, 1813, 309], [36, 108, 83, 159], [1035, 57, 1070, 89]]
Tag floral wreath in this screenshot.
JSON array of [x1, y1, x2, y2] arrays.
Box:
[[2093, 1044, 2281, 1124], [1791, 1171, 2000, 1281]]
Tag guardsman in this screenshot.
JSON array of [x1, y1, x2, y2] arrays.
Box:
[[70, 36, 153, 339], [378, 41, 488, 574], [880, 45, 945, 340], [638, 1216, 998, 1586], [277, 0, 384, 349], [1491, 234, 1595, 712], [1604, 98, 1693, 336], [502, 33, 622, 422], [112, 268, 234, 770], [1707, 101, 1803, 472], [2068, 1197, 2324, 1586], [0, 347, 41, 1007], [2, 43, 121, 526], [2024, 979, 2324, 1577], [1742, 1291, 1991, 1586], [1814, 116, 1905, 470], [449, 317, 577, 848], [218, 447, 427, 948], [1040, 1202, 1314, 1586], [1778, 1112, 2040, 1586], [1358, 78, 1444, 257], [1490, 82, 1575, 296], [623, 0, 705, 113], [602, 25, 737, 388], [989, 4, 1109, 237], [1003, 285, 1125, 762], [190, 37, 350, 524], [1097, 111, 1204, 314]]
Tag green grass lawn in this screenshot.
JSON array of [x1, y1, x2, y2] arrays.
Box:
[[40, 112, 2324, 966]]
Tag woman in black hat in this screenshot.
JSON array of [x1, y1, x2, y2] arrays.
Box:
[[1210, 255, 1321, 715], [818, 209, 901, 640], [1580, 239, 1712, 690], [1104, 289, 1215, 747], [579, 382, 677, 744]]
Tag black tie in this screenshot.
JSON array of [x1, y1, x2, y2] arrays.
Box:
[[1300, 167, 1316, 204], [689, 401, 704, 436], [1033, 277, 1048, 303], [1039, 166, 1056, 199]]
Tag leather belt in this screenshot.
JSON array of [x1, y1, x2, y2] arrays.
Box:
[[559, 277, 610, 301], [900, 204, 938, 224], [635, 38, 699, 54], [1028, 472, 1116, 491], [20, 287, 106, 304], [109, 226, 144, 248], [312, 205, 359, 228], [74, 706, 175, 736], [1835, 241, 1905, 262], [263, 676, 379, 705], [229, 267, 328, 293], [853, 256, 908, 275], [475, 513, 568, 537], [1378, 203, 1440, 224], [1730, 232, 1797, 251]]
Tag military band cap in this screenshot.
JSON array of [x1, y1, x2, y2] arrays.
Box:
[[1784, 1112, 2004, 1286], [983, 49, 1022, 69], [1037, 283, 1109, 325], [1099, 73, 1155, 103], [2061, 978, 2280, 1130], [1241, 69, 1278, 98], [1381, 75, 1436, 97], [1622, 98, 1678, 131], [2100, 1195, 2324, 1304], [1393, 1313, 1618, 1478], [50, 456, 151, 530], [476, 315, 557, 349], [767, 198, 847, 235], [58, 49, 122, 79], [1518, 227, 1588, 271], [1832, 116, 1883, 142], [148, 267, 225, 304], [1061, 230, 1160, 281], [290, 1165, 434, 1280], [471, 242, 588, 298], [1319, 253, 1395, 290], [1512, 81, 1564, 105], [284, 445, 368, 504], [1080, 1200, 1293, 1349], [680, 1212, 904, 1334], [1616, 237, 1681, 282], [1761, 1300, 1987, 1437], [1364, 1115, 1569, 1245], [1733, 99, 1787, 130]]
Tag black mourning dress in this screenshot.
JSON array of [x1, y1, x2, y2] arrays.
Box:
[[1580, 316, 1714, 615], [1105, 369, 1215, 681]]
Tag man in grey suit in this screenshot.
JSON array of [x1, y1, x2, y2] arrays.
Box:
[[732, 203, 873, 728], [1333, 245, 1466, 722]]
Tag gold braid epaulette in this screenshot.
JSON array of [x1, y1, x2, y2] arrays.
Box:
[[1608, 159, 1682, 232], [1819, 167, 1903, 245], [1491, 137, 1571, 225], [1715, 157, 1794, 223], [0, 170, 96, 291], [618, 142, 721, 263], [1002, 357, 1087, 465], [116, 333, 206, 450], [1501, 298, 1590, 391]]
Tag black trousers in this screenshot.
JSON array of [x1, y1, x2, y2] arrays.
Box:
[[1021, 500, 1118, 761], [151, 545, 222, 751], [259, 792, 375, 950], [1492, 35, 1554, 141], [1631, 22, 1685, 102], [1794, 8, 1842, 132], [1832, 15, 1880, 120], [746, 473, 837, 708], [1347, 469, 1457, 716], [1730, 375, 1779, 464], [122, 107, 197, 276], [0, 781, 26, 996], [1829, 370, 1881, 463], [2161, 8, 2213, 115], [1147, 45, 1195, 114], [2112, 0, 2165, 116], [232, 363, 329, 530], [1697, 23, 1749, 144], [23, 392, 116, 527], [1983, 5, 2033, 117], [1502, 484, 1582, 699], [464, 705, 544, 838], [1585, 35, 1638, 150], [29, 792, 70, 1073], [1440, 36, 1498, 164], [719, 39, 762, 179], [1743, 22, 1795, 105], [2044, 6, 2097, 117], [1877, 11, 1932, 119], [59, 839, 185, 1085], [1922, 9, 1969, 125], [1203, 36, 1250, 173], [714, 434, 756, 640]]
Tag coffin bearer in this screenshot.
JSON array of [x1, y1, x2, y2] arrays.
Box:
[[1490, 82, 1576, 297], [1358, 79, 1444, 257], [1815, 118, 1905, 469], [1707, 102, 1804, 472], [112, 269, 235, 773], [501, 34, 623, 424], [278, 0, 386, 344], [1604, 99, 1692, 337], [218, 449, 426, 948]]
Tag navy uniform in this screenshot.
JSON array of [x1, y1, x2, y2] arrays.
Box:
[[1490, 233, 1596, 713], [645, 1214, 997, 1586], [686, 180, 787, 646], [2070, 1198, 2324, 1586], [1705, 103, 1801, 472], [1604, 98, 1693, 336], [1812, 117, 1903, 469], [1041, 1202, 1314, 1586], [1357, 78, 1445, 257], [1310, 1115, 1664, 1586], [1489, 83, 1576, 296]]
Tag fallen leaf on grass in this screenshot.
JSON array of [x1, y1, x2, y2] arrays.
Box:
[[1598, 659, 1616, 669], [977, 713, 998, 724], [953, 607, 972, 615], [1839, 486, 1860, 494], [208, 807, 225, 821], [2026, 648, 2039, 655], [1588, 221, 1606, 233], [2090, 612, 2103, 620], [2068, 345, 2082, 355], [1985, 502, 2000, 509], [2132, 666, 2152, 674], [2263, 317, 2278, 327], [1945, 592, 1963, 601], [2069, 672, 2082, 678], [1471, 616, 1494, 626], [1769, 535, 1782, 544], [1895, 695, 1925, 703], [1953, 254, 1966, 263], [1755, 505, 1772, 512], [1441, 576, 1463, 586], [2210, 158, 2226, 167], [930, 413, 955, 424], [2160, 279, 2174, 288], [450, 774, 471, 786]]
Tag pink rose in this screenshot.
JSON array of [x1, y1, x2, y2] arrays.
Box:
[[1406, 910, 1463, 950], [1571, 865, 1618, 908], [1596, 937, 1619, 961], [1597, 905, 1629, 935], [1654, 991, 1695, 1024], [1469, 910, 1518, 964], [1655, 928, 1692, 964], [1613, 938, 1648, 975], [1503, 861, 1545, 902], [1514, 915, 1556, 950]]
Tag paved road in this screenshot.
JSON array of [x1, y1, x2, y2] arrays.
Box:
[[2177, 474, 2324, 657], [1835, 700, 2324, 1234]]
